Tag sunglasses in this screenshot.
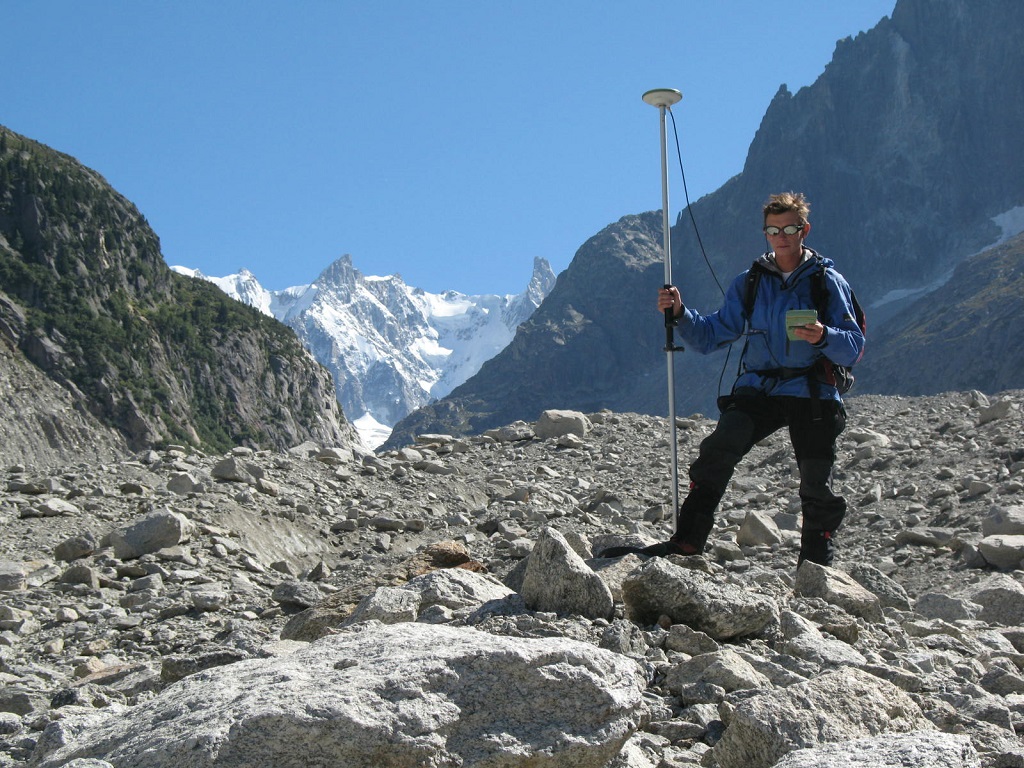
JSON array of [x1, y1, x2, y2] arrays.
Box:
[[763, 224, 805, 236]]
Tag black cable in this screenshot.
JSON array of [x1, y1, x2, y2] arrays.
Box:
[[668, 109, 725, 297], [666, 107, 734, 396]]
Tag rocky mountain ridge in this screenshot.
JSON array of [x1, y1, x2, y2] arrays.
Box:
[[174, 255, 555, 447], [384, 0, 1024, 449], [1, 388, 1023, 766], [0, 127, 357, 456]]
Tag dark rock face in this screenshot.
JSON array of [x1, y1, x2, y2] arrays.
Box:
[[0, 129, 357, 455], [387, 0, 1024, 448], [856, 231, 1024, 395], [735, 0, 1024, 300]]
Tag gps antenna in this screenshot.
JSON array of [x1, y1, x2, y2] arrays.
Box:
[[642, 87, 683, 522]]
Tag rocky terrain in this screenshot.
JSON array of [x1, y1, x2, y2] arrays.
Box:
[[2, 389, 1024, 766]]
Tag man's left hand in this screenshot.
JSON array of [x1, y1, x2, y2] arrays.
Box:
[[793, 321, 826, 345]]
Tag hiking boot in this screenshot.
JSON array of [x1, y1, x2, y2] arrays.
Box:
[[798, 530, 834, 567], [598, 538, 701, 559], [640, 539, 702, 558]]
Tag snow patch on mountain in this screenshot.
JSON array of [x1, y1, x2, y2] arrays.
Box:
[[993, 205, 1024, 245], [868, 204, 1024, 322]]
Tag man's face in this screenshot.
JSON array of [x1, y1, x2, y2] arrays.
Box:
[[763, 212, 808, 270]]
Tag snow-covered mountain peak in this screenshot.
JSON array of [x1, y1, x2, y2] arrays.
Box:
[[174, 255, 555, 448]]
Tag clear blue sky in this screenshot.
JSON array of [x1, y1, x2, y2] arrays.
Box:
[[4, 1, 895, 295]]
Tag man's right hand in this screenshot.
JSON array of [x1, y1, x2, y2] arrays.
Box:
[[658, 286, 682, 318]]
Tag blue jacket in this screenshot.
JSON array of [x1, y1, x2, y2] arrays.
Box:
[[677, 249, 865, 401]]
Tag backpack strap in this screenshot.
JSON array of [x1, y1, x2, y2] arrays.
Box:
[[807, 259, 869, 412], [809, 261, 830, 318], [727, 258, 770, 403], [741, 258, 771, 323]]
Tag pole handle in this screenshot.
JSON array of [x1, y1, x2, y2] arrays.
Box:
[[663, 283, 678, 328], [663, 284, 682, 351]]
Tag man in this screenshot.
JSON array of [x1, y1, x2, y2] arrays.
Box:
[[612, 192, 864, 566]]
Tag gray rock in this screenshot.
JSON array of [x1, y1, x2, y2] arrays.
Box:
[[31, 497, 81, 517], [210, 456, 262, 483], [167, 472, 202, 494], [414, 460, 457, 476], [0, 711, 22, 734], [521, 526, 614, 620], [978, 399, 1013, 426], [894, 527, 958, 548], [316, 446, 354, 464], [915, 592, 980, 622], [271, 580, 323, 609], [622, 558, 778, 639], [160, 648, 250, 684], [0, 686, 44, 716], [664, 623, 720, 656], [59, 563, 100, 589], [404, 568, 513, 615], [982, 505, 1024, 536], [53, 532, 97, 562], [598, 621, 648, 658], [107, 509, 194, 560], [794, 563, 884, 623], [342, 586, 420, 626], [736, 509, 783, 548], [0, 561, 27, 592], [844, 563, 912, 611], [966, 574, 1024, 626], [587, 553, 647, 602], [772, 730, 977, 768], [34, 622, 647, 768], [190, 588, 230, 613], [780, 610, 867, 668], [534, 409, 591, 440], [846, 428, 891, 447], [977, 534, 1024, 570], [663, 648, 771, 694], [484, 421, 535, 442], [710, 667, 935, 768], [4, 389, 1024, 768]]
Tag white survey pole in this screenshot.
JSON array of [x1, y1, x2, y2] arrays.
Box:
[[642, 87, 683, 520]]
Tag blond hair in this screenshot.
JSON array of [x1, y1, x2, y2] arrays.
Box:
[[763, 192, 810, 225]]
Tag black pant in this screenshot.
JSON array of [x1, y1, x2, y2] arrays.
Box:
[[673, 391, 847, 550]]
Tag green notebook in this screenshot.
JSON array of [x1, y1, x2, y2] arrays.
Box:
[[785, 309, 818, 341]]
